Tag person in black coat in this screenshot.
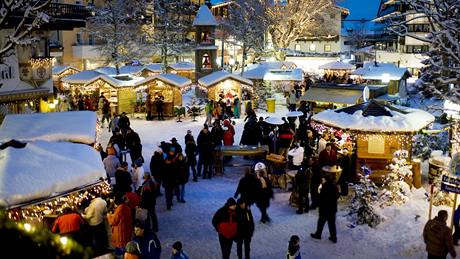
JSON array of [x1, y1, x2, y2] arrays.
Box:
[[240, 116, 262, 146], [175, 153, 189, 203], [338, 148, 352, 196], [255, 167, 273, 224], [235, 199, 254, 259], [117, 112, 130, 133], [139, 172, 158, 232], [170, 137, 182, 155], [234, 168, 261, 206], [211, 120, 224, 147], [162, 148, 177, 210], [309, 156, 322, 210], [149, 149, 164, 196], [212, 198, 238, 259], [125, 128, 142, 164], [114, 162, 132, 194], [197, 125, 213, 179], [185, 130, 198, 181], [295, 166, 312, 214], [311, 174, 340, 243]]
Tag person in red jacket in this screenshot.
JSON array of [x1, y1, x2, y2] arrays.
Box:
[[222, 120, 235, 146], [318, 143, 338, 168], [212, 198, 238, 259], [52, 207, 85, 243]]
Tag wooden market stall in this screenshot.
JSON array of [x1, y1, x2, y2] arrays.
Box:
[[312, 100, 435, 182], [52, 65, 80, 91], [198, 70, 254, 102], [134, 73, 192, 117], [168, 62, 195, 82], [61, 70, 143, 114], [319, 61, 354, 83]]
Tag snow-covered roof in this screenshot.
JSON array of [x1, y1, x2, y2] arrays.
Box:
[[119, 65, 146, 75], [61, 70, 102, 84], [301, 87, 363, 104], [135, 73, 192, 88], [52, 65, 80, 75], [0, 141, 105, 207], [351, 63, 411, 81], [312, 101, 434, 133], [242, 62, 302, 81], [61, 70, 143, 87], [0, 111, 97, 144], [94, 66, 118, 76], [169, 62, 195, 71], [198, 70, 253, 87], [145, 63, 163, 72], [193, 5, 218, 26], [319, 61, 354, 70]]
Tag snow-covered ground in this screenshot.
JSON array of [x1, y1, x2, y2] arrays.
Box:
[[99, 102, 458, 259]]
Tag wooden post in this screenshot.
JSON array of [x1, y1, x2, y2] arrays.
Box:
[[428, 184, 434, 220], [452, 193, 458, 231]]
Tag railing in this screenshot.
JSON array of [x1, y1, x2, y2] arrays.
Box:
[[47, 3, 89, 20]]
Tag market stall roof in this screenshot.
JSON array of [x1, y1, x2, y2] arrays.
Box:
[[0, 111, 97, 144], [145, 63, 163, 72], [312, 100, 435, 133], [94, 66, 117, 76], [135, 73, 192, 88], [318, 61, 354, 70], [0, 141, 105, 208], [119, 65, 147, 75], [300, 87, 363, 105], [242, 63, 303, 81], [198, 70, 253, 87], [61, 70, 102, 84], [0, 79, 52, 102], [351, 63, 411, 80], [169, 62, 195, 71], [193, 5, 218, 26], [52, 65, 80, 75]]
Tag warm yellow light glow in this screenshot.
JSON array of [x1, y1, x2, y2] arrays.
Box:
[[60, 236, 68, 246], [23, 223, 31, 232]]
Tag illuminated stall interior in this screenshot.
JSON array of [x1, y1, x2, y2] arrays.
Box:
[[135, 74, 192, 117], [312, 100, 435, 182], [318, 61, 354, 82], [198, 70, 254, 102]]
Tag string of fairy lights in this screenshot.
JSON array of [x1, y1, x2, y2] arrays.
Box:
[[8, 181, 112, 222], [29, 57, 55, 69]]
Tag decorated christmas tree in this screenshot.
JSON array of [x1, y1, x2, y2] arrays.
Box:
[[348, 170, 383, 228], [253, 81, 273, 110], [380, 150, 413, 207], [186, 97, 203, 122]]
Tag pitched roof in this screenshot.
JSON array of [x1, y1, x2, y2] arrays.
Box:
[[198, 70, 253, 87], [319, 61, 354, 70], [300, 87, 362, 105], [351, 63, 411, 80], [169, 62, 195, 71], [193, 5, 218, 26], [52, 65, 80, 75], [135, 73, 192, 88]]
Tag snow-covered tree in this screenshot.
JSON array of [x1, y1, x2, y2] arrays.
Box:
[[143, 0, 194, 71], [86, 0, 145, 74], [348, 173, 383, 228], [0, 0, 50, 60], [380, 150, 413, 206], [186, 97, 203, 121], [257, 0, 336, 61], [224, 0, 266, 74], [389, 0, 460, 103]]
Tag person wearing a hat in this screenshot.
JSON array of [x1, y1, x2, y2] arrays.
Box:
[[212, 198, 238, 259], [163, 148, 178, 210], [254, 163, 273, 223], [139, 171, 159, 232], [197, 124, 213, 179], [185, 130, 198, 181], [170, 137, 183, 155]]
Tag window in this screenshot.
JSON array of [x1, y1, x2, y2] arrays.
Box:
[[309, 43, 316, 52], [406, 45, 429, 53], [88, 34, 94, 45], [324, 44, 331, 52], [295, 44, 301, 51], [202, 53, 211, 69], [407, 24, 430, 33], [76, 33, 82, 45], [201, 32, 211, 44]]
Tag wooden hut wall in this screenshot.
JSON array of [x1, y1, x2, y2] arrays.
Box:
[[117, 88, 136, 114], [387, 80, 399, 95], [355, 133, 412, 171], [173, 88, 182, 106]]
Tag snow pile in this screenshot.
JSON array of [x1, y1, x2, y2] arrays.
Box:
[[192, 5, 218, 26], [0, 141, 105, 207], [312, 105, 435, 132], [0, 111, 97, 144], [198, 70, 253, 87]]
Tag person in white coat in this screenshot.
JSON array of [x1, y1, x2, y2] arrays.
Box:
[[82, 195, 108, 255], [131, 160, 145, 192], [288, 144, 304, 170]]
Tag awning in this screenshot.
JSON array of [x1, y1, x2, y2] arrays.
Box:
[[300, 88, 363, 105], [0, 88, 52, 102]]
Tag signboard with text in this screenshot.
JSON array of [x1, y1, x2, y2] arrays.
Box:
[[441, 175, 460, 194]]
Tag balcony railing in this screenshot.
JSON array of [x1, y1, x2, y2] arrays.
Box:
[[47, 3, 89, 21]]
